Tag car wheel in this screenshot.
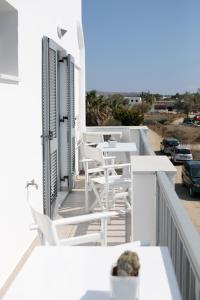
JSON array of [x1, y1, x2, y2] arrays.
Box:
[[182, 179, 186, 187], [189, 187, 195, 197]]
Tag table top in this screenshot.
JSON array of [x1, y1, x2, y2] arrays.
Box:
[[85, 131, 122, 136], [4, 245, 181, 300], [98, 142, 137, 153]]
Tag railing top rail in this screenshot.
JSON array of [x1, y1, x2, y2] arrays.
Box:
[[139, 128, 155, 156], [86, 126, 148, 132], [157, 171, 200, 281]]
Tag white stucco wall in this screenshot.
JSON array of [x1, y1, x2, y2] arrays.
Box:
[[0, 0, 85, 289]]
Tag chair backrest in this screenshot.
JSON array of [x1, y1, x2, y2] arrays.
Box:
[[83, 144, 105, 164], [83, 132, 104, 144], [29, 199, 59, 245]]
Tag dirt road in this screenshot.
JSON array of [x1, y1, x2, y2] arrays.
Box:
[[147, 129, 200, 233]]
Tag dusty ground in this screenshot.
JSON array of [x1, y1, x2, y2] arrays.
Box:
[[147, 129, 200, 234]]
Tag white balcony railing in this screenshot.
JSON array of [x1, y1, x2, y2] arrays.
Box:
[[86, 126, 148, 155], [139, 128, 155, 155], [139, 126, 200, 300], [157, 171, 200, 300]]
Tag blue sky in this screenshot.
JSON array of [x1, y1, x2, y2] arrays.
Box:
[[83, 0, 200, 94]]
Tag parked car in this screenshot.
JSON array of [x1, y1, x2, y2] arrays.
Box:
[[182, 160, 200, 196], [171, 145, 193, 164], [160, 138, 180, 155], [182, 118, 194, 126], [193, 115, 200, 122]]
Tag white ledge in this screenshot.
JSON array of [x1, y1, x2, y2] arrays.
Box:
[[0, 73, 20, 84]]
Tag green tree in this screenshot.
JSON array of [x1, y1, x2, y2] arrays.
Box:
[[113, 106, 144, 126], [140, 91, 155, 104], [106, 94, 124, 110], [86, 90, 111, 126]]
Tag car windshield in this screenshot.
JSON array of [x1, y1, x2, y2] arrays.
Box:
[[168, 140, 179, 146], [177, 149, 191, 154], [191, 167, 200, 178]]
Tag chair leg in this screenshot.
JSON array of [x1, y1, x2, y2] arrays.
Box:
[[84, 162, 89, 213], [85, 180, 89, 213], [90, 181, 105, 211], [101, 218, 108, 246]]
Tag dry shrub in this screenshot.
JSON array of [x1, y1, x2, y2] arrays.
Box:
[[144, 112, 184, 123], [149, 124, 200, 145], [192, 150, 200, 160], [148, 124, 167, 137]]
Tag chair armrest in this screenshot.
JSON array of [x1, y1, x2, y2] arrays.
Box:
[[103, 156, 116, 160], [53, 211, 118, 227], [87, 167, 104, 174], [80, 158, 94, 163], [101, 163, 131, 169]]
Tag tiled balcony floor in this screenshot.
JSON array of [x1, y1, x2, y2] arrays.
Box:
[[56, 176, 129, 246]]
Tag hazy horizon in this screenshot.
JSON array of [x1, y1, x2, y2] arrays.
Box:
[[83, 0, 200, 95]]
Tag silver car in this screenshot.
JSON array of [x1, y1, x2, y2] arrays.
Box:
[[171, 145, 193, 164]]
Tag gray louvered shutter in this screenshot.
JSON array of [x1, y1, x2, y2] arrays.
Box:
[[67, 54, 75, 191], [42, 37, 60, 218]]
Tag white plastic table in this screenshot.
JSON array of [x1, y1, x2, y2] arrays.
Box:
[[98, 142, 137, 164], [85, 131, 122, 138], [4, 245, 181, 300], [97, 142, 137, 153]]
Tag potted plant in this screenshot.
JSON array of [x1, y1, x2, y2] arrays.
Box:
[[110, 251, 140, 300]]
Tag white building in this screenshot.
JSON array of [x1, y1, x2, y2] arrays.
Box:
[[0, 0, 85, 290], [125, 96, 142, 106]]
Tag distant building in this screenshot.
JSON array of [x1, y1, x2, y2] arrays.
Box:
[[154, 100, 175, 111], [125, 96, 142, 106]]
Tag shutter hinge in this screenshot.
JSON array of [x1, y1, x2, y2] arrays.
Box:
[[58, 51, 67, 62], [40, 131, 53, 142], [60, 176, 68, 182], [60, 116, 68, 122]]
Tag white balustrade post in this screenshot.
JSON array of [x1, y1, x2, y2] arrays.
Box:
[[131, 171, 157, 245], [130, 156, 176, 245]]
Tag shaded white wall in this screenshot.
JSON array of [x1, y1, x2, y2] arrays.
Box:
[[0, 0, 85, 289], [0, 10, 18, 76]]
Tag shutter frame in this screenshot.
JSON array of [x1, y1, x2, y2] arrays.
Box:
[[67, 54, 75, 191], [42, 37, 51, 217], [42, 37, 60, 218]]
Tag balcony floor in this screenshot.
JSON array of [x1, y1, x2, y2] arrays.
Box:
[[56, 176, 129, 246]]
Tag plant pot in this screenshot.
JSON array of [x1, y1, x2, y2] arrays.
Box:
[[110, 265, 139, 300]]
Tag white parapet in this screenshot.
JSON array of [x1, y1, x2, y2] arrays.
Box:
[[130, 156, 177, 245]]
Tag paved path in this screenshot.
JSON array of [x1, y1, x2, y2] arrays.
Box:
[[147, 129, 200, 234]]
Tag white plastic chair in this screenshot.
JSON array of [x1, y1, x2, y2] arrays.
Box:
[[82, 132, 104, 145], [28, 197, 118, 246], [80, 144, 116, 212], [89, 163, 132, 211]]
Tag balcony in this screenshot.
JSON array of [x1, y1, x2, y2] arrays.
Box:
[[3, 126, 200, 300], [54, 126, 200, 299]]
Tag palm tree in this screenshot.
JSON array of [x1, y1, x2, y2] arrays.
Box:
[[86, 90, 111, 126]]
